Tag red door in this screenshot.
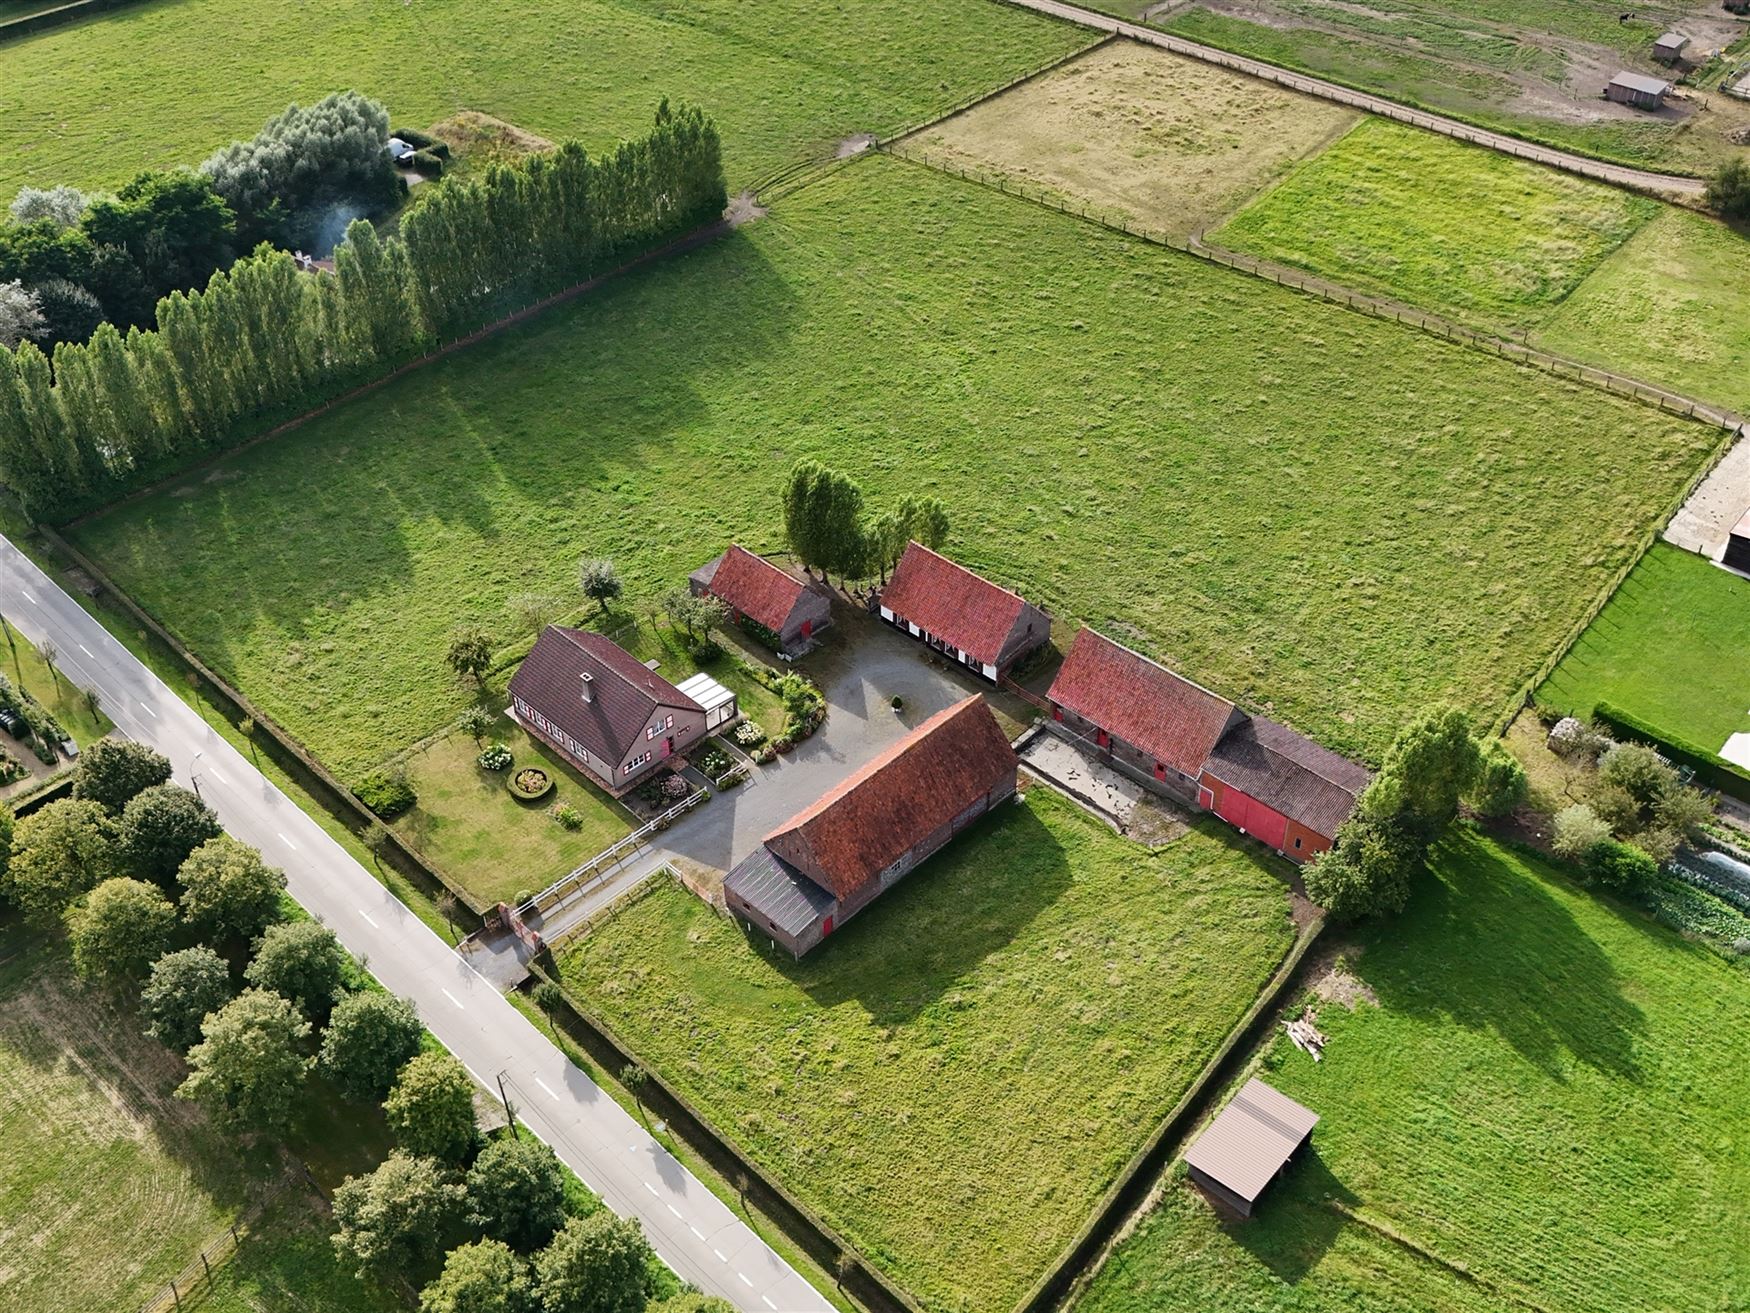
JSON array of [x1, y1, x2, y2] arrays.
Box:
[[801, 619, 813, 638], [1219, 790, 1289, 849], [663, 736, 674, 758]]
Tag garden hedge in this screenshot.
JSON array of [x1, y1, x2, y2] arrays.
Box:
[[1592, 701, 1750, 805]]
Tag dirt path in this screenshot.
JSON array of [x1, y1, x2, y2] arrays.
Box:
[[992, 0, 1709, 199]]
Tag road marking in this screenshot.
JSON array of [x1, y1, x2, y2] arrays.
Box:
[[441, 987, 464, 1009], [77, 643, 93, 657], [666, 1203, 682, 1219], [358, 908, 378, 928], [713, 1248, 727, 1262], [20, 589, 35, 603], [689, 1225, 704, 1239], [278, 832, 297, 850], [643, 1181, 659, 1197], [535, 1077, 558, 1100], [139, 702, 157, 717], [738, 1272, 753, 1289], [762, 1298, 776, 1309], [209, 769, 228, 785]]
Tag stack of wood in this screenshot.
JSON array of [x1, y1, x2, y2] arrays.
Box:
[[1284, 1010, 1328, 1062]]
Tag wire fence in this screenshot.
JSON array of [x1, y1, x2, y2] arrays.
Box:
[[885, 144, 1746, 434], [135, 1169, 319, 1313]]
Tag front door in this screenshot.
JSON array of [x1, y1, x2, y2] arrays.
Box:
[[663, 736, 674, 758], [801, 619, 813, 639]]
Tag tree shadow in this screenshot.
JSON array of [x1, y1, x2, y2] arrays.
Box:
[[1363, 829, 1645, 1083], [1224, 1146, 1359, 1285], [738, 800, 1073, 1026]]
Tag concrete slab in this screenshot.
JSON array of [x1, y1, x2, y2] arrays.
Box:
[[1666, 431, 1750, 560], [1019, 730, 1146, 828]]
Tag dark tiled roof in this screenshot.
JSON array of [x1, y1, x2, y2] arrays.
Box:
[[1204, 715, 1370, 840], [1047, 627, 1238, 776], [508, 627, 701, 767], [700, 545, 808, 633], [724, 846, 836, 937], [764, 697, 1017, 901], [880, 542, 1029, 666]]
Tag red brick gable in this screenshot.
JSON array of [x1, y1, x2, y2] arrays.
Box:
[[1047, 627, 1238, 776], [880, 542, 1028, 667], [705, 546, 807, 633], [763, 697, 1017, 901]]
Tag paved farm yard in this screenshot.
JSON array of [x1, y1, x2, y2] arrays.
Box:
[[71, 154, 1722, 775], [1077, 827, 1750, 1313], [1539, 542, 1750, 753], [0, 0, 1089, 195], [905, 41, 1358, 238], [557, 788, 1296, 1313]]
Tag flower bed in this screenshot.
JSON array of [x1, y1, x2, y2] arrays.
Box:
[[507, 765, 553, 801]]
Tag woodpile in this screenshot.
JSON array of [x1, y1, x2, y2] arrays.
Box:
[[1284, 1009, 1328, 1062]]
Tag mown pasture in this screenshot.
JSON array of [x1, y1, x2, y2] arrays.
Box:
[[905, 40, 1357, 237], [68, 156, 1721, 774], [557, 788, 1296, 1313], [0, 0, 1089, 195], [1539, 542, 1750, 753], [1077, 827, 1750, 1313]]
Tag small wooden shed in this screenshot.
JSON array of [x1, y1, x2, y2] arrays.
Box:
[[1653, 31, 1689, 64], [1184, 1078, 1319, 1218], [1606, 71, 1672, 108], [1723, 508, 1750, 574]]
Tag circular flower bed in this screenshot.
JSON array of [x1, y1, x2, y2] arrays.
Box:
[[507, 766, 553, 801]]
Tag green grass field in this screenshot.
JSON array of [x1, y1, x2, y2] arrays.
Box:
[[1077, 827, 1750, 1313], [69, 155, 1721, 772], [198, 1194, 396, 1313], [557, 788, 1295, 1312], [1212, 119, 1659, 333], [0, 0, 1087, 195], [1538, 542, 1750, 752]]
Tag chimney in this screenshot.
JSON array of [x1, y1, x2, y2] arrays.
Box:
[[579, 672, 594, 704]]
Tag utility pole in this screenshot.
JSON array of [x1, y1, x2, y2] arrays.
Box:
[[495, 1072, 519, 1139]]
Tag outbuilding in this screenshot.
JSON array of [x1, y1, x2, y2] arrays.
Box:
[[1724, 507, 1750, 574], [724, 697, 1018, 956], [690, 545, 831, 656], [1606, 71, 1672, 108], [1198, 715, 1371, 863], [1184, 1078, 1319, 1218], [878, 542, 1049, 681], [1653, 31, 1689, 64]]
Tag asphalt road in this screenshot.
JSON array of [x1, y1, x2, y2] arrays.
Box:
[[994, 0, 1708, 200], [0, 534, 830, 1313]]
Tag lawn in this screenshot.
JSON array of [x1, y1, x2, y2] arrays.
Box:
[[1, 621, 113, 745], [902, 40, 1357, 238], [1538, 542, 1750, 754], [1077, 827, 1750, 1313], [0, 0, 1089, 195], [71, 155, 1721, 771], [557, 788, 1295, 1312], [198, 1194, 398, 1313], [1211, 119, 1659, 333], [1537, 207, 1750, 416]]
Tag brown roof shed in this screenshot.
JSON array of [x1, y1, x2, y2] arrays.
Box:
[[1184, 1078, 1319, 1216], [1202, 716, 1370, 842], [692, 545, 811, 633]]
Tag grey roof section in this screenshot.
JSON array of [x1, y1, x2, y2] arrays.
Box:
[[689, 555, 721, 590], [1184, 1078, 1319, 1204], [1655, 31, 1688, 47], [1204, 715, 1370, 839], [1610, 71, 1671, 95], [724, 847, 836, 938]]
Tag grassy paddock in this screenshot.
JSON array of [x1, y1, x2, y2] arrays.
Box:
[[69, 156, 1720, 771], [906, 41, 1358, 237], [559, 788, 1295, 1312], [1212, 119, 1658, 332], [0, 0, 1088, 195], [1538, 541, 1750, 752], [1079, 827, 1750, 1313]]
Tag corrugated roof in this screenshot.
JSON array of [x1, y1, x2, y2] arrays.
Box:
[[1184, 1078, 1319, 1204], [508, 627, 702, 768], [764, 697, 1017, 901], [700, 545, 810, 633], [880, 542, 1029, 666], [1047, 627, 1238, 776], [1610, 71, 1670, 95], [1203, 715, 1369, 840], [724, 847, 836, 937], [675, 671, 736, 715]]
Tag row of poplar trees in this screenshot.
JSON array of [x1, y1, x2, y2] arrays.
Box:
[[0, 101, 725, 522]]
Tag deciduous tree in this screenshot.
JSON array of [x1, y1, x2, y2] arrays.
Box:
[[320, 990, 424, 1101], [446, 627, 494, 687], [178, 833, 287, 940], [533, 1213, 657, 1313], [467, 1137, 569, 1252], [332, 1151, 467, 1285], [2, 797, 115, 923], [384, 1051, 479, 1163], [119, 782, 222, 884], [66, 877, 176, 984], [177, 988, 312, 1133], [245, 919, 350, 1022], [74, 738, 172, 812], [1466, 739, 1528, 818], [420, 1239, 535, 1313], [579, 558, 623, 614], [141, 945, 233, 1052]]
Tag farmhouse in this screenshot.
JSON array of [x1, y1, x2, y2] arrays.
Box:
[[1045, 626, 1367, 860], [1653, 32, 1689, 64], [724, 696, 1018, 956], [1046, 626, 1242, 804], [1605, 72, 1671, 109], [878, 542, 1049, 681], [690, 545, 831, 654], [507, 626, 716, 795], [1184, 1078, 1318, 1219]]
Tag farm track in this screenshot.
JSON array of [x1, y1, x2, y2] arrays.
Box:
[[991, 0, 1709, 199]]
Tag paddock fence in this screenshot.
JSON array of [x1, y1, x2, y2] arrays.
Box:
[[0, 0, 145, 43], [134, 1167, 322, 1313], [883, 145, 1745, 435]]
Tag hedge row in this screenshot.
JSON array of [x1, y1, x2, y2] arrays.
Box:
[[1592, 701, 1750, 805]]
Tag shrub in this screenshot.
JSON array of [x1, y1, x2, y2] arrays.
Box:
[[246, 919, 350, 1022], [1466, 739, 1528, 817], [333, 1151, 468, 1285], [357, 768, 417, 819], [685, 634, 723, 663], [1585, 837, 1659, 892], [551, 803, 585, 832], [1302, 811, 1422, 920], [459, 706, 493, 742], [1707, 156, 1750, 221], [141, 946, 233, 1052], [32, 277, 104, 346], [385, 1052, 478, 1163], [1553, 803, 1610, 862], [66, 877, 176, 984], [659, 774, 690, 800], [410, 149, 446, 178], [467, 1138, 569, 1252], [390, 126, 450, 156], [177, 989, 312, 1134], [731, 720, 765, 748], [74, 738, 172, 812], [1593, 701, 1750, 806], [321, 990, 425, 1101], [119, 783, 223, 884], [478, 743, 513, 771], [1598, 741, 1677, 812]]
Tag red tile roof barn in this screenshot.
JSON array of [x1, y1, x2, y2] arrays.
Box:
[[763, 697, 1017, 901], [1203, 715, 1371, 840], [702, 546, 808, 632], [508, 627, 702, 767], [1047, 628, 1239, 777], [881, 543, 1029, 666]]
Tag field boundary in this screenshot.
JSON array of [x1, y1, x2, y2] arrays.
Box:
[[0, 0, 144, 43], [1014, 910, 1324, 1313], [134, 1167, 321, 1313], [883, 146, 1745, 433]]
